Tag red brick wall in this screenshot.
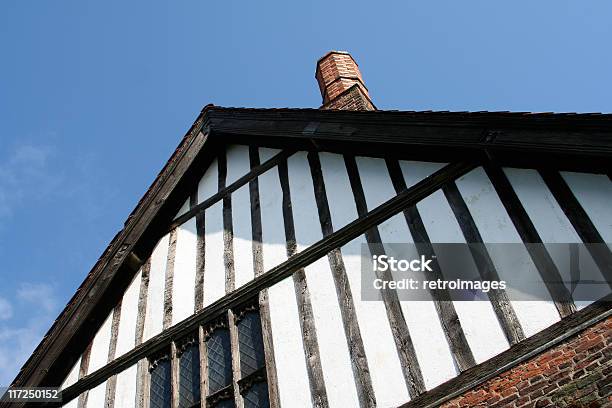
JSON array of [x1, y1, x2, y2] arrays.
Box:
[[442, 316, 612, 408], [321, 84, 375, 111]]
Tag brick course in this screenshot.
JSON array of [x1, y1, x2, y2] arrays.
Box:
[[441, 316, 612, 408], [315, 51, 375, 111]]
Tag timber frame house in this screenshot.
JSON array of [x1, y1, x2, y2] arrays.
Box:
[[6, 52, 612, 408]]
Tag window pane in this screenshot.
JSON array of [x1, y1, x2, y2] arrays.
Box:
[[206, 328, 233, 394], [212, 398, 236, 408], [237, 311, 265, 377], [150, 359, 172, 408], [179, 344, 201, 408], [243, 381, 269, 408]]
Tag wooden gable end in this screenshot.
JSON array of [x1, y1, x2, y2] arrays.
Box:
[[7, 107, 612, 408]]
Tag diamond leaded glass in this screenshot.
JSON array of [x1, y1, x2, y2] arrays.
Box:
[[179, 344, 201, 408], [206, 328, 233, 394], [237, 311, 265, 377], [150, 359, 172, 408], [243, 381, 269, 408], [212, 398, 236, 408]]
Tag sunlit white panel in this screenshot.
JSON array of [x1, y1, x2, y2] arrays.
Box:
[[172, 218, 197, 324], [115, 270, 142, 357], [203, 201, 225, 307], [143, 234, 170, 342], [455, 167, 560, 337]]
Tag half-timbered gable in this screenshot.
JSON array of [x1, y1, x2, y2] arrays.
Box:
[[8, 52, 612, 408]]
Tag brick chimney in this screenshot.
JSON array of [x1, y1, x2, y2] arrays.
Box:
[[315, 51, 376, 111]]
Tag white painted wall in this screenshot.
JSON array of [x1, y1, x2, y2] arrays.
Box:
[[174, 199, 190, 220], [172, 218, 198, 324], [114, 364, 138, 408], [414, 189, 510, 363], [115, 270, 142, 358], [143, 234, 170, 342], [87, 311, 114, 374], [203, 201, 226, 306], [232, 184, 255, 289], [62, 146, 611, 406], [268, 277, 313, 408], [197, 157, 219, 204], [360, 161, 460, 389], [258, 153, 287, 272], [257, 152, 314, 406], [561, 171, 612, 243], [86, 380, 107, 407], [455, 167, 561, 337], [504, 168, 610, 309], [258, 147, 282, 163], [60, 356, 81, 390], [288, 152, 360, 408], [226, 145, 251, 186], [319, 153, 410, 406]]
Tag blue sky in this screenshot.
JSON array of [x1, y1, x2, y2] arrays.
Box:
[[1, 0, 611, 386]]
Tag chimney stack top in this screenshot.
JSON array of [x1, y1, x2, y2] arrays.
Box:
[[315, 51, 375, 111]]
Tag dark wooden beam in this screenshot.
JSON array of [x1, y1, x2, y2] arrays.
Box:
[[307, 151, 377, 407], [53, 161, 477, 407], [205, 108, 612, 173], [538, 169, 612, 288], [382, 158, 476, 374], [441, 180, 525, 345], [11, 117, 214, 391], [344, 154, 427, 394], [249, 146, 280, 408], [484, 163, 577, 317], [168, 149, 295, 232], [278, 158, 329, 407]]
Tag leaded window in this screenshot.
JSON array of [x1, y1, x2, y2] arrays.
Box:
[[178, 337, 201, 408], [149, 354, 172, 408], [147, 300, 269, 408], [205, 324, 233, 397]]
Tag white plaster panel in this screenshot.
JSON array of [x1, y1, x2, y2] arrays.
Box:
[[288, 152, 360, 407], [454, 167, 560, 337], [355, 156, 396, 210], [203, 201, 226, 307], [115, 270, 142, 357], [143, 234, 170, 342], [504, 168, 581, 244], [62, 397, 79, 408], [318, 152, 410, 405], [341, 236, 411, 406], [258, 164, 287, 272], [258, 147, 282, 163], [87, 310, 113, 374], [268, 277, 312, 408], [60, 356, 81, 390], [505, 168, 610, 309], [415, 189, 510, 364], [399, 160, 446, 188], [197, 158, 219, 204], [232, 184, 255, 288], [172, 218, 197, 325], [318, 152, 357, 231], [86, 380, 107, 407], [561, 171, 612, 243], [174, 199, 190, 220], [376, 212, 458, 390], [225, 145, 251, 186], [114, 364, 137, 408]]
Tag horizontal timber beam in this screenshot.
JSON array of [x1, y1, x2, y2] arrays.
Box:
[[53, 160, 478, 406]]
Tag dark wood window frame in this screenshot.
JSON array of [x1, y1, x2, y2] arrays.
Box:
[[147, 300, 268, 408]]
